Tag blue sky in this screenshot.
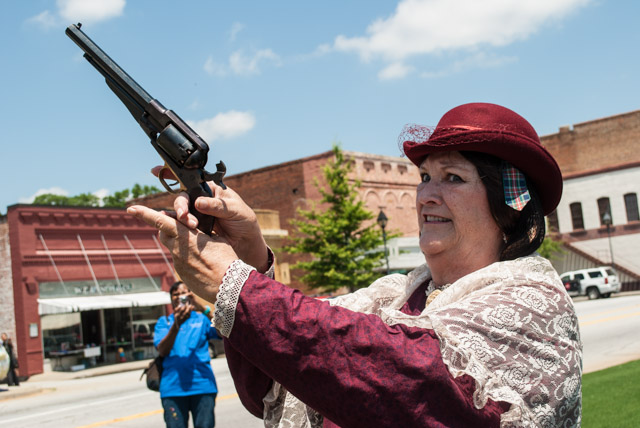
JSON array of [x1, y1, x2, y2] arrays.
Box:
[[1, 0, 639, 214]]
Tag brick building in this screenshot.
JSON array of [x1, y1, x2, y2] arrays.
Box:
[[541, 109, 640, 290], [0, 205, 176, 377], [137, 151, 422, 292]]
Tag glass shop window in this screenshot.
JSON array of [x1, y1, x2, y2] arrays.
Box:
[[41, 313, 83, 357], [131, 306, 166, 348]]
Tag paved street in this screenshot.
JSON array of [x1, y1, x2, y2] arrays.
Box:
[[574, 292, 640, 373], [0, 357, 263, 428], [0, 292, 638, 427]]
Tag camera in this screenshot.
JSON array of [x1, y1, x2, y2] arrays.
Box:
[[179, 295, 188, 305]]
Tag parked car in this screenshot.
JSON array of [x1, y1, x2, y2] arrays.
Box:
[[560, 267, 621, 300], [561, 277, 581, 296], [131, 319, 158, 347]]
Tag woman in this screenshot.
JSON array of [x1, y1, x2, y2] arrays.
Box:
[[128, 103, 582, 427], [1, 333, 20, 387], [154, 281, 219, 428]]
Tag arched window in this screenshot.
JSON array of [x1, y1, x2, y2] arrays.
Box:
[[625, 193, 639, 222], [597, 197, 612, 226], [570, 202, 584, 230]]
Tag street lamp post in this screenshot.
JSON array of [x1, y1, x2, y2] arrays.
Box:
[[377, 210, 390, 275], [602, 211, 615, 271]]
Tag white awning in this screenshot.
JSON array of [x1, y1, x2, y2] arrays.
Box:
[[116, 292, 172, 307], [38, 291, 171, 315]]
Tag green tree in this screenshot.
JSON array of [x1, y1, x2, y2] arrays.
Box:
[[537, 235, 564, 260], [32, 184, 160, 208], [33, 192, 100, 207], [285, 144, 390, 293]]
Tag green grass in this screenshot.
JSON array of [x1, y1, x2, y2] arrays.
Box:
[[581, 359, 640, 427]]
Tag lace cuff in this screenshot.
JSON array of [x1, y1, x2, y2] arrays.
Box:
[[214, 260, 256, 337]]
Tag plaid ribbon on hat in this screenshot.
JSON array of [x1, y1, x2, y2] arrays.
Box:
[[502, 162, 530, 211]]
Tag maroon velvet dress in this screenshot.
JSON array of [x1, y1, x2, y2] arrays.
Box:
[[222, 271, 510, 427]]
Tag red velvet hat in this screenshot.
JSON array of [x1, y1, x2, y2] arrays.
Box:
[[402, 102, 562, 215]]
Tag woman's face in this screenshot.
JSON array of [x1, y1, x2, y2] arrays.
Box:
[[416, 151, 502, 267], [170, 283, 191, 309]]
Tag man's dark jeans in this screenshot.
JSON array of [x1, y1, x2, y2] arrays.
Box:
[[162, 393, 216, 428]]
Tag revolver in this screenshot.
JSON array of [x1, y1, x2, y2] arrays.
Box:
[[65, 23, 226, 235]]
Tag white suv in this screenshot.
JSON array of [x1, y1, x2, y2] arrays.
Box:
[[560, 267, 621, 300]]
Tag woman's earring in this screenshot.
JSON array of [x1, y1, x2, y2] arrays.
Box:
[[502, 232, 508, 243]]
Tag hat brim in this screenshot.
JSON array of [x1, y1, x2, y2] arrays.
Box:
[[403, 130, 562, 216]]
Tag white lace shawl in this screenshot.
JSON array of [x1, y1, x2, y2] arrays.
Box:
[[219, 255, 583, 428]]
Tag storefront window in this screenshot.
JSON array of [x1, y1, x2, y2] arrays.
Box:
[[131, 306, 166, 359], [104, 308, 133, 363], [41, 313, 83, 357]]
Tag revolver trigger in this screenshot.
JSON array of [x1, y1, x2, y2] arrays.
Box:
[[158, 165, 182, 194]]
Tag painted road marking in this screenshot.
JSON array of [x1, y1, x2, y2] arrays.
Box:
[[580, 311, 640, 327], [0, 391, 238, 426], [74, 393, 240, 428], [578, 304, 640, 321], [0, 391, 149, 424]]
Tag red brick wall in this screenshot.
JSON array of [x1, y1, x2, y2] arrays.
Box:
[[541, 109, 640, 176], [6, 205, 175, 376]]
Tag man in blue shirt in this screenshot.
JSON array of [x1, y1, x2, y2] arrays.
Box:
[[154, 281, 219, 428]]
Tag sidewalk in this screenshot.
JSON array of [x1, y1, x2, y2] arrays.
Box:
[[0, 358, 153, 402]]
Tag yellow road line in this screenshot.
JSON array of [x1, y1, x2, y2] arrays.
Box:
[[75, 393, 239, 428], [580, 311, 640, 327], [579, 304, 640, 320], [76, 409, 163, 428]]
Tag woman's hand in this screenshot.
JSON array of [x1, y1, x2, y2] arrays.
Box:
[[173, 301, 193, 326], [151, 166, 269, 273], [127, 204, 238, 303]]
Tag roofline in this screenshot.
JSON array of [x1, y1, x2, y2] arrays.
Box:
[[226, 149, 413, 179], [563, 161, 640, 180], [540, 108, 640, 138]]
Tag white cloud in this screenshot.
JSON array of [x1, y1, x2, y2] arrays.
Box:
[[187, 111, 256, 142], [204, 56, 227, 77], [93, 188, 111, 200], [420, 52, 517, 78], [19, 187, 69, 204], [378, 62, 415, 80], [229, 49, 281, 75], [58, 0, 125, 23], [27, 0, 125, 29], [332, 0, 590, 77], [229, 22, 245, 42], [205, 49, 281, 77], [26, 11, 58, 29]]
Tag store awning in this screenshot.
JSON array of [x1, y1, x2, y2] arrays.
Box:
[[38, 291, 171, 315]]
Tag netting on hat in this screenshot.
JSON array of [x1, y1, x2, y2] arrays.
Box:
[[397, 123, 436, 156], [398, 123, 537, 158]]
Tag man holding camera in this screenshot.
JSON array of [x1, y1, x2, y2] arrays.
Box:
[[154, 281, 220, 428]]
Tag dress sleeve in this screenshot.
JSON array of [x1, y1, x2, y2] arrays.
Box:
[[215, 249, 278, 419], [218, 264, 508, 427]]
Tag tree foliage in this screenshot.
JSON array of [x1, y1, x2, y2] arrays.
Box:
[[284, 144, 389, 293], [32, 184, 161, 208], [537, 235, 565, 260]]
